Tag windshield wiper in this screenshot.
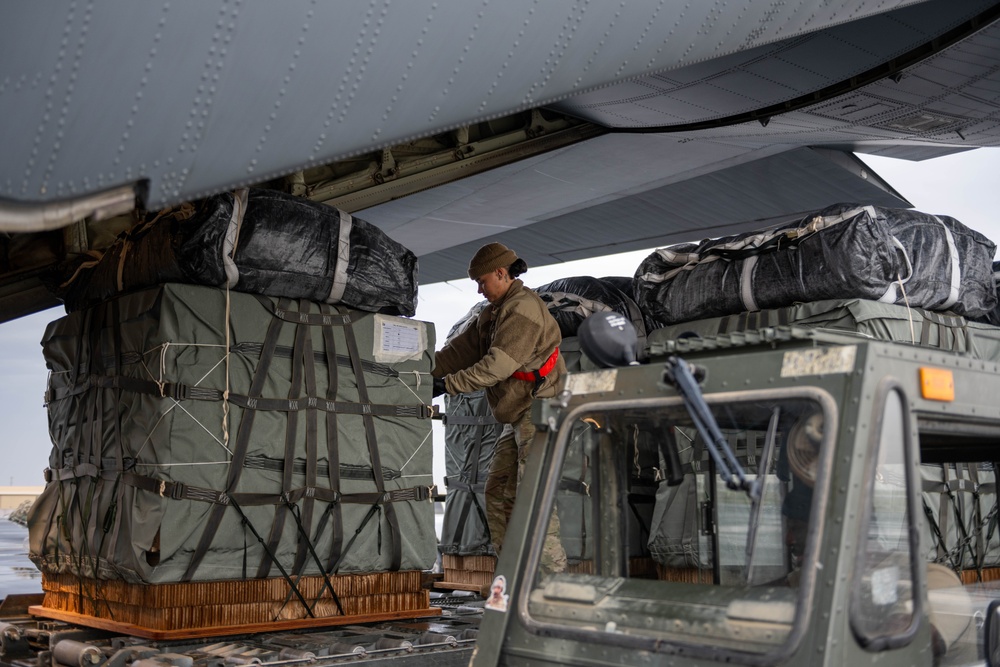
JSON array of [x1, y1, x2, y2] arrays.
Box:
[[661, 355, 757, 499], [745, 406, 781, 581]]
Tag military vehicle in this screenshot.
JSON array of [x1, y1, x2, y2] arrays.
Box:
[[5, 299, 1000, 667], [4, 1, 1000, 666], [469, 307, 1000, 666]]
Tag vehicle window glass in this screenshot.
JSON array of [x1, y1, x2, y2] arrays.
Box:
[[915, 440, 996, 664], [525, 394, 829, 660], [850, 388, 917, 647]]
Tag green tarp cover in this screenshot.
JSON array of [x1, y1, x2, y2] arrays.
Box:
[[648, 430, 771, 569], [30, 283, 436, 583], [556, 339, 657, 563], [439, 390, 501, 556], [920, 463, 1000, 571], [647, 298, 1000, 361]]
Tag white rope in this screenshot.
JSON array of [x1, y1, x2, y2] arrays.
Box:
[[398, 428, 432, 471], [132, 397, 233, 459], [193, 354, 229, 388], [131, 407, 174, 459], [394, 370, 433, 403], [143, 342, 228, 354], [172, 399, 234, 455], [221, 189, 249, 455], [140, 342, 227, 392], [157, 342, 170, 396], [135, 460, 232, 468], [223, 285, 232, 453], [897, 270, 916, 345]]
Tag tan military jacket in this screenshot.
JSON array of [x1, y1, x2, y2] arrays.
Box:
[[433, 279, 565, 423]]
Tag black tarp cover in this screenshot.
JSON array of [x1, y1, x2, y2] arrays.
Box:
[[979, 261, 1000, 326], [535, 276, 647, 352], [634, 203, 998, 326], [62, 188, 419, 316]]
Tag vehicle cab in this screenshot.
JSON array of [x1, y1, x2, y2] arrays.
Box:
[[473, 324, 1000, 667]]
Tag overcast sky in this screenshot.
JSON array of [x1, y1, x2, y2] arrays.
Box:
[[2, 149, 1000, 488]]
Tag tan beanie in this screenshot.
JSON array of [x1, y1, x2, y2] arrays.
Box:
[[468, 242, 518, 279]]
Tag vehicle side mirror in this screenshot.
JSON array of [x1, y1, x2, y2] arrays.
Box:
[[985, 599, 1000, 666], [578, 312, 639, 368]]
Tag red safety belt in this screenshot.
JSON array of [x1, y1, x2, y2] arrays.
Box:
[[511, 347, 559, 395]]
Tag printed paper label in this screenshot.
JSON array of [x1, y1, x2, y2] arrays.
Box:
[[780, 345, 856, 377], [565, 369, 618, 395], [373, 315, 426, 363]]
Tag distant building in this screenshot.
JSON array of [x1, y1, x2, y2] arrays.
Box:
[[0, 486, 44, 510]]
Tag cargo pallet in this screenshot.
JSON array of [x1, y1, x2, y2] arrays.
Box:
[[32, 571, 439, 640]]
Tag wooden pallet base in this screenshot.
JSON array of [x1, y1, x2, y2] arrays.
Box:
[[438, 554, 497, 595], [29, 604, 441, 641], [433, 580, 491, 597], [38, 570, 432, 636]]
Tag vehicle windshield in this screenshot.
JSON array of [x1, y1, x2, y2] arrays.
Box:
[[525, 392, 831, 660]]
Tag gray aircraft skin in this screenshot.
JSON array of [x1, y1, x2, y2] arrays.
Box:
[[2, 0, 1000, 320]]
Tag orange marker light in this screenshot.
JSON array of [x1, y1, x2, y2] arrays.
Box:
[[920, 367, 954, 402]]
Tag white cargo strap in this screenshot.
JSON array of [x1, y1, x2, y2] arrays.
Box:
[[878, 236, 914, 304], [222, 188, 250, 288], [637, 246, 706, 284], [740, 255, 759, 312], [638, 206, 877, 286], [327, 210, 353, 304], [934, 215, 962, 311], [800, 205, 875, 235]]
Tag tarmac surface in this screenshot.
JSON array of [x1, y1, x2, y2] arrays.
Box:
[[0, 516, 41, 596]]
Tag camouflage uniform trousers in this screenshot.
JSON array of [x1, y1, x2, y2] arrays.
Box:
[[484, 408, 567, 573]]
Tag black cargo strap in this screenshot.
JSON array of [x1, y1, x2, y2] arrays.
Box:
[[243, 456, 402, 481], [969, 464, 986, 579], [122, 472, 231, 505], [259, 319, 309, 579], [254, 294, 356, 326], [231, 341, 398, 378], [922, 497, 954, 567], [46, 374, 432, 419], [321, 304, 345, 573], [44, 463, 100, 482], [441, 414, 498, 427], [627, 489, 657, 546], [228, 394, 432, 419], [445, 477, 486, 494], [182, 297, 289, 582], [294, 322, 319, 578], [85, 344, 399, 379], [342, 310, 403, 571], [227, 496, 316, 620], [945, 465, 979, 569], [718, 307, 791, 335], [326, 501, 383, 576], [446, 401, 497, 545], [919, 311, 973, 352], [446, 476, 490, 545], [121, 472, 432, 507], [283, 502, 345, 617], [99, 298, 128, 580], [232, 486, 433, 506], [559, 478, 591, 495]]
